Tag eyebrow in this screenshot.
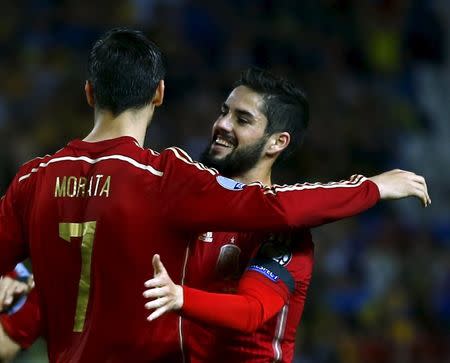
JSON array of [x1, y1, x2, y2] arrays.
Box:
[[222, 103, 256, 120], [235, 109, 255, 120]]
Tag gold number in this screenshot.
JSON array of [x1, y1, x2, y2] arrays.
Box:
[[59, 221, 97, 332]]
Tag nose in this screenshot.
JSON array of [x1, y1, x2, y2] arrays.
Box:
[[214, 114, 233, 133]]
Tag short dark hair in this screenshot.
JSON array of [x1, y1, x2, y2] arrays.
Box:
[[236, 67, 309, 160], [87, 27, 166, 116]]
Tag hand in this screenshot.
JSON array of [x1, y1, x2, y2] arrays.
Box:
[[368, 169, 431, 207], [143, 254, 184, 321], [0, 276, 31, 312]]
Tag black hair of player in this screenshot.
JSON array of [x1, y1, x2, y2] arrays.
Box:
[[236, 67, 309, 160], [87, 27, 166, 116]]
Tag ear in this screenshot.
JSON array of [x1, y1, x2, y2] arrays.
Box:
[[152, 80, 165, 107], [85, 81, 95, 108], [265, 132, 290, 157]]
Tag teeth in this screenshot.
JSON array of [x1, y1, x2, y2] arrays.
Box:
[[215, 136, 233, 148]]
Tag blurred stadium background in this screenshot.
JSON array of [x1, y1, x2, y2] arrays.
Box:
[[1, 0, 449, 362]]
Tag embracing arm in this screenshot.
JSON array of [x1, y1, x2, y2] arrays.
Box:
[[143, 255, 289, 333], [180, 275, 285, 333], [163, 149, 430, 233]]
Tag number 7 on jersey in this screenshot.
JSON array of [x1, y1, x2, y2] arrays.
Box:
[[59, 222, 97, 332]]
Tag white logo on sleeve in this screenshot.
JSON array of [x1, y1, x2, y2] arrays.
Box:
[[216, 176, 245, 191], [260, 241, 292, 266]]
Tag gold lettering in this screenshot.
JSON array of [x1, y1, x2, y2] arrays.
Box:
[[67, 176, 78, 198], [94, 175, 103, 195], [99, 176, 111, 197], [88, 176, 93, 196], [77, 177, 87, 197], [55, 175, 111, 198], [55, 176, 67, 197]]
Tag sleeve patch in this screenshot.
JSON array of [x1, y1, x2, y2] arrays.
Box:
[[247, 264, 280, 282], [247, 257, 295, 293], [14, 263, 31, 280], [216, 176, 246, 191]]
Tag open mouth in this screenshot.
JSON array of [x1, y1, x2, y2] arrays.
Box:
[[213, 135, 235, 149]]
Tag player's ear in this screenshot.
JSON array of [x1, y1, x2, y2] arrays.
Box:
[[152, 80, 165, 107], [85, 81, 95, 108], [265, 132, 290, 157]]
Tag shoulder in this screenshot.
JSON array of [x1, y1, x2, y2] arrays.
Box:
[[16, 154, 54, 183], [257, 229, 314, 276], [160, 147, 218, 176]]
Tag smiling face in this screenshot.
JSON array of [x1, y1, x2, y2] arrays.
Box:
[[200, 86, 270, 177]]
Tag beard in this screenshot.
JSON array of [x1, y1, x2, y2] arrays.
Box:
[[200, 136, 268, 178]]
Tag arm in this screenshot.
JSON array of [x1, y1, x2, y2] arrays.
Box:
[[181, 273, 285, 333], [163, 149, 429, 233], [0, 172, 29, 276], [144, 255, 292, 333], [0, 289, 42, 351], [0, 323, 20, 363]]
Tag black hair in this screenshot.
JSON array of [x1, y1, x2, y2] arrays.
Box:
[[236, 67, 309, 160], [87, 27, 166, 116]]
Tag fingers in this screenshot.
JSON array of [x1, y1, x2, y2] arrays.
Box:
[[408, 178, 430, 208], [152, 254, 161, 275], [412, 175, 431, 206], [144, 277, 164, 289], [143, 256, 183, 322], [147, 305, 170, 321], [0, 277, 13, 311], [3, 282, 25, 306], [144, 296, 170, 310], [378, 169, 431, 207], [416, 186, 427, 207], [143, 286, 168, 299], [142, 283, 171, 320], [153, 254, 167, 275], [0, 278, 29, 311], [0, 281, 7, 311]]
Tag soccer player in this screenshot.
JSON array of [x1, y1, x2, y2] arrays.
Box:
[[0, 27, 429, 362], [142, 68, 431, 362]]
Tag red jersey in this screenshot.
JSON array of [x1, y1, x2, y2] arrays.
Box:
[[183, 230, 313, 362], [0, 136, 379, 362]]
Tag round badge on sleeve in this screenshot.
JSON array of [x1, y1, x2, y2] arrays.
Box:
[[216, 175, 246, 191]]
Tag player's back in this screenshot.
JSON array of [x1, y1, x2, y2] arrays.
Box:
[[20, 137, 187, 362]]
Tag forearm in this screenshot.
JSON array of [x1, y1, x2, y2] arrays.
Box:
[[278, 176, 380, 228], [175, 176, 380, 232], [181, 280, 285, 333], [0, 323, 21, 363]]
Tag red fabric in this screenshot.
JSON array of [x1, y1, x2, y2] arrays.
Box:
[[184, 230, 314, 363], [0, 289, 41, 349], [182, 271, 286, 333], [3, 270, 18, 280], [0, 136, 378, 362]]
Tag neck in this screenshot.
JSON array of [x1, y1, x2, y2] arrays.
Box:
[[84, 107, 153, 146]]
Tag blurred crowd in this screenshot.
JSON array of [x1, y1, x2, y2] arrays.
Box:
[[0, 0, 448, 362]]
